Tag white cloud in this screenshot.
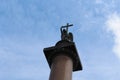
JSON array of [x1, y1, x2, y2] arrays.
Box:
[[106, 12, 120, 59]]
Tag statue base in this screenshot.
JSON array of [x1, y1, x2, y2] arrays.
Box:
[[43, 40, 82, 71]]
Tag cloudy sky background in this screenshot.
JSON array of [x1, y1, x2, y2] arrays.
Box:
[[0, 0, 120, 80]]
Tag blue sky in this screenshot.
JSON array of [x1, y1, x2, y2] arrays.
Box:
[[0, 0, 120, 80]]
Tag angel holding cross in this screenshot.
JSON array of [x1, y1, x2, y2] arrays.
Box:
[[60, 23, 73, 42]]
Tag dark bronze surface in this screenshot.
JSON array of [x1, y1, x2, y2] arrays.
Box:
[[60, 23, 73, 42], [43, 40, 82, 71]]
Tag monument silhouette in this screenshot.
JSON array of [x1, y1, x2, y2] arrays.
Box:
[[43, 23, 82, 80]]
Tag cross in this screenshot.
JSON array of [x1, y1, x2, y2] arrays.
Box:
[[61, 23, 73, 28], [61, 23, 73, 33]]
